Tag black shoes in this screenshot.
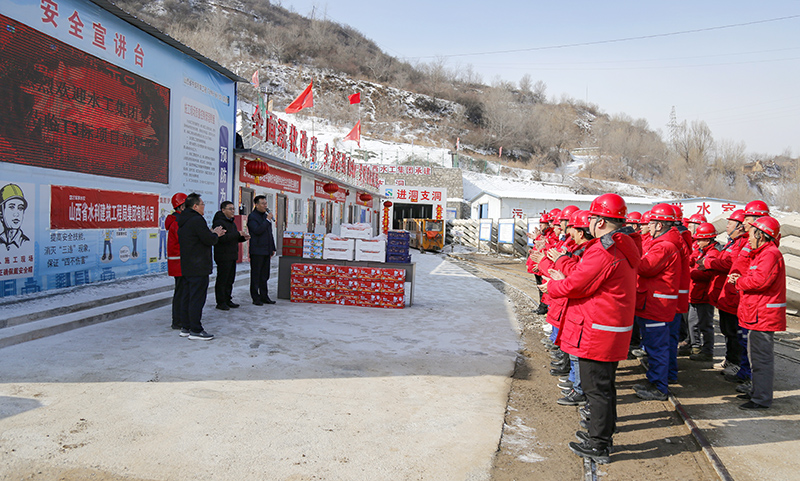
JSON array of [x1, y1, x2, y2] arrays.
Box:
[[227, 301, 240, 308], [575, 431, 614, 453], [188, 330, 215, 341], [264, 298, 276, 304], [253, 300, 264, 306], [216, 304, 230, 311], [634, 381, 668, 401], [568, 441, 610, 464], [557, 389, 587, 406], [739, 401, 768, 410], [550, 365, 571, 376]]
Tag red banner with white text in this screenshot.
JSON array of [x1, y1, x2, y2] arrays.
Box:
[[51, 185, 159, 229]]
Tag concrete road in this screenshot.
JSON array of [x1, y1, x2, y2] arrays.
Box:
[[0, 253, 520, 481]]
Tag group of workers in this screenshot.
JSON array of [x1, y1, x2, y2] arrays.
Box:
[[526, 194, 787, 464]]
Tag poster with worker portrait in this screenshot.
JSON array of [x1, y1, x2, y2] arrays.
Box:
[[0, 181, 35, 281]]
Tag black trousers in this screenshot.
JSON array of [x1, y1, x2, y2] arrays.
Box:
[[250, 254, 271, 302], [579, 358, 618, 450], [181, 275, 209, 333], [215, 260, 237, 305], [718, 310, 742, 365], [171, 276, 185, 328]]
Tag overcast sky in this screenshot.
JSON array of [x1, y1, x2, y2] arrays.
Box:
[[280, 0, 799, 157]]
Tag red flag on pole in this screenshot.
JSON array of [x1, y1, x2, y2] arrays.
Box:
[[251, 70, 259, 89], [344, 120, 361, 147], [285, 81, 314, 114], [349, 92, 361, 104]]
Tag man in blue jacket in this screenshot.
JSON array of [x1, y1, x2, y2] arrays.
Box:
[[248, 195, 277, 305]]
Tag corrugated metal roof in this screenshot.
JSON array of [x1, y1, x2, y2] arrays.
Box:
[[88, 0, 246, 83]]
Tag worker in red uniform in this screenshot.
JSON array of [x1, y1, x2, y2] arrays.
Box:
[[541, 193, 641, 464], [166, 193, 187, 333], [546, 209, 590, 405], [626, 211, 642, 233], [728, 216, 786, 410], [669, 205, 692, 385], [686, 213, 707, 237], [698, 209, 748, 378], [633, 203, 681, 401], [687, 223, 720, 362], [527, 213, 553, 315], [540, 205, 579, 370]]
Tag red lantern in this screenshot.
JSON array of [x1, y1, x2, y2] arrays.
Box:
[[323, 182, 339, 198], [360, 193, 372, 203], [245, 158, 269, 183], [383, 200, 392, 208]]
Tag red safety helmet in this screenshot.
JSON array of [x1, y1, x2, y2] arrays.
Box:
[[670, 204, 683, 221], [650, 203, 676, 222], [560, 205, 580, 221], [589, 193, 627, 220], [549, 208, 562, 222], [539, 215, 549, 224], [744, 200, 769, 217], [641, 211, 652, 224], [171, 192, 187, 209], [751, 216, 780, 238], [688, 213, 707, 224], [570, 210, 591, 229], [626, 211, 642, 224], [694, 222, 717, 240], [727, 209, 746, 223]]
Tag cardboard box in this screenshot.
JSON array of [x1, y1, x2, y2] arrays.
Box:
[[387, 245, 409, 255], [313, 264, 338, 277], [282, 237, 304, 247], [302, 251, 323, 259], [324, 236, 355, 250], [386, 254, 411, 264], [337, 278, 361, 291], [357, 291, 382, 307], [381, 293, 405, 309], [282, 246, 303, 257], [323, 248, 354, 261], [355, 250, 386, 262], [381, 280, 405, 293], [313, 276, 338, 289], [290, 274, 315, 287], [291, 263, 316, 275], [284, 231, 305, 239], [355, 267, 382, 279], [380, 268, 406, 281], [340, 223, 373, 239], [358, 280, 383, 292], [355, 238, 385, 250], [338, 266, 361, 278]]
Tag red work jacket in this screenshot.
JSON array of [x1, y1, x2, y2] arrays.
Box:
[[705, 234, 749, 314], [543, 240, 583, 329], [737, 242, 786, 332], [689, 242, 720, 304], [548, 229, 641, 362], [166, 212, 181, 277], [636, 229, 681, 322]]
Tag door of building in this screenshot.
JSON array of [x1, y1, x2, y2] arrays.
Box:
[[276, 194, 287, 251]]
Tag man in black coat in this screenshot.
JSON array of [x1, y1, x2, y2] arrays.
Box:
[[178, 193, 225, 340], [247, 195, 277, 305], [213, 201, 250, 310]]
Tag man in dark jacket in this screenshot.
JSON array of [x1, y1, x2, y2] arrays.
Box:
[[248, 195, 276, 305], [213, 201, 250, 310], [178, 193, 225, 340]]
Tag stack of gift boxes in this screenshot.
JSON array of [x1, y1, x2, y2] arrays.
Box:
[[386, 230, 411, 263], [282, 231, 304, 257], [303, 233, 324, 259], [290, 264, 405, 308]]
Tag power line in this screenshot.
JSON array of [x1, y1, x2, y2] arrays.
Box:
[[404, 14, 800, 60]]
